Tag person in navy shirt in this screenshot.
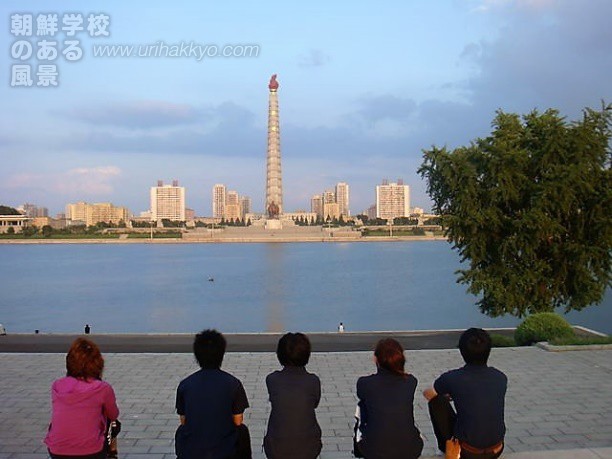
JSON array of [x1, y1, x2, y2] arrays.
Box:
[[355, 338, 423, 459], [175, 329, 251, 459], [423, 328, 507, 459]]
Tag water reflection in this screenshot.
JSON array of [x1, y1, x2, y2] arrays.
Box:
[[264, 244, 286, 332]]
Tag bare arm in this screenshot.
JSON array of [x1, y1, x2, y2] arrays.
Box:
[[233, 413, 243, 426], [423, 387, 438, 401], [179, 415, 186, 425]]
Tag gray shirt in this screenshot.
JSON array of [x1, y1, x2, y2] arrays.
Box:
[[264, 366, 322, 459]]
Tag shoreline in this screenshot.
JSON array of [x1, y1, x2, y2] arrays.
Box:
[[0, 328, 511, 353], [0, 235, 448, 244]]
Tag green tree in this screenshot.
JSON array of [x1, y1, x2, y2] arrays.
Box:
[[6, 226, 15, 234], [418, 105, 612, 317], [42, 225, 53, 238]]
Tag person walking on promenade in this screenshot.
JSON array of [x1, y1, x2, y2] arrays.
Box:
[[44, 337, 120, 459], [423, 328, 507, 459], [84, 324, 91, 335], [354, 338, 423, 459], [264, 332, 322, 459], [338, 322, 345, 333], [175, 329, 252, 459]]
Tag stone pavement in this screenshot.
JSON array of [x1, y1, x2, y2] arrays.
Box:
[[1, 347, 611, 459]]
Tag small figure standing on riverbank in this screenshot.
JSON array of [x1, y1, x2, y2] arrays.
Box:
[[338, 322, 345, 333], [84, 324, 91, 334]]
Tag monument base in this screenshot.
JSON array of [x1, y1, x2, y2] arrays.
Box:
[[265, 219, 283, 230]]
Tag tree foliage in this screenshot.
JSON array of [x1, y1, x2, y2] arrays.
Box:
[[418, 105, 612, 317]]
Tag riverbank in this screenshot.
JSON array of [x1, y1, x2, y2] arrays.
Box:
[[0, 329, 512, 352], [0, 235, 448, 244]]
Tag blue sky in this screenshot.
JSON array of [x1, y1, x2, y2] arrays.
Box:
[[1, 0, 610, 216]]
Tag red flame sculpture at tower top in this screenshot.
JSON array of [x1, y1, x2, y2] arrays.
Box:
[[268, 74, 279, 91]]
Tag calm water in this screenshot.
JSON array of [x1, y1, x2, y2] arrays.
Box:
[[0, 242, 609, 334]]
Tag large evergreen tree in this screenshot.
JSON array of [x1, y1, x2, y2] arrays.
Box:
[[418, 105, 611, 317]]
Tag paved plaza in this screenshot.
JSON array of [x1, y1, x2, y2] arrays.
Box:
[[1, 347, 611, 459]]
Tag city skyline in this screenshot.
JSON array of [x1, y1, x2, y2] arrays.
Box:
[[1, 1, 610, 216]]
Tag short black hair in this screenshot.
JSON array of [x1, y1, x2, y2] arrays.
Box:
[[193, 329, 226, 369], [276, 332, 311, 367], [458, 328, 492, 365]]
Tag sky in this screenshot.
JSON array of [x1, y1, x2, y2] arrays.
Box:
[[1, 0, 610, 217]]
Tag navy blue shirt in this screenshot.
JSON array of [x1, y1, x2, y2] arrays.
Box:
[[434, 364, 507, 448], [264, 366, 322, 459], [356, 368, 423, 459], [175, 368, 249, 459]]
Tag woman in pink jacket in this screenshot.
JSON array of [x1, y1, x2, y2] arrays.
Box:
[[44, 338, 120, 458]]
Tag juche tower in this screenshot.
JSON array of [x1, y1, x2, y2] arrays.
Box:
[[265, 74, 283, 224]]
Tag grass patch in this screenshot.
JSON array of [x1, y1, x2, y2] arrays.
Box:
[[490, 334, 516, 347], [127, 232, 182, 239], [549, 335, 612, 346], [0, 233, 119, 239]]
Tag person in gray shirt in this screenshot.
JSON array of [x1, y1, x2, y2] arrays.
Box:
[[264, 333, 322, 459]]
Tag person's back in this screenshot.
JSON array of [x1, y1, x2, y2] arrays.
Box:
[[264, 333, 321, 459], [424, 328, 507, 459], [355, 338, 423, 459], [434, 364, 506, 449], [175, 329, 251, 459], [44, 338, 119, 458]]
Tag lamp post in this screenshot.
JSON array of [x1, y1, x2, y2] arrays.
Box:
[[150, 220, 154, 241], [388, 219, 393, 237]]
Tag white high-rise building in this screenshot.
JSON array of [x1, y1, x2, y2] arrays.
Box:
[[150, 180, 186, 222], [336, 182, 350, 217], [375, 179, 410, 220], [212, 184, 226, 219]]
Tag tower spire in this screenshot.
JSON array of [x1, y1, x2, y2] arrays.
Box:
[[265, 74, 283, 219]]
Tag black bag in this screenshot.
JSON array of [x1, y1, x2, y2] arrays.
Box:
[[352, 406, 364, 458], [107, 419, 121, 458]]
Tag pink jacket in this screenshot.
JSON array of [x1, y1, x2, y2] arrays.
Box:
[[44, 376, 119, 455]]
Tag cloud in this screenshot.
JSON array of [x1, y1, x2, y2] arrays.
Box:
[[65, 100, 200, 129], [298, 49, 331, 68], [465, 0, 612, 116], [5, 166, 122, 197]]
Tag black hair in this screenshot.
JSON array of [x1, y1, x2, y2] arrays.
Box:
[[193, 329, 226, 369], [458, 328, 492, 365], [276, 332, 311, 367]]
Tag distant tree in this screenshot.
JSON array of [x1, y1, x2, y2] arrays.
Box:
[[246, 218, 252, 226], [42, 225, 53, 238], [418, 104, 612, 317], [22, 225, 37, 237], [356, 214, 369, 225], [6, 226, 15, 234], [393, 217, 418, 225]]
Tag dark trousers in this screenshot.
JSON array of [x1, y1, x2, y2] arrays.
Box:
[[427, 395, 503, 459], [228, 424, 252, 459], [48, 446, 106, 459]]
